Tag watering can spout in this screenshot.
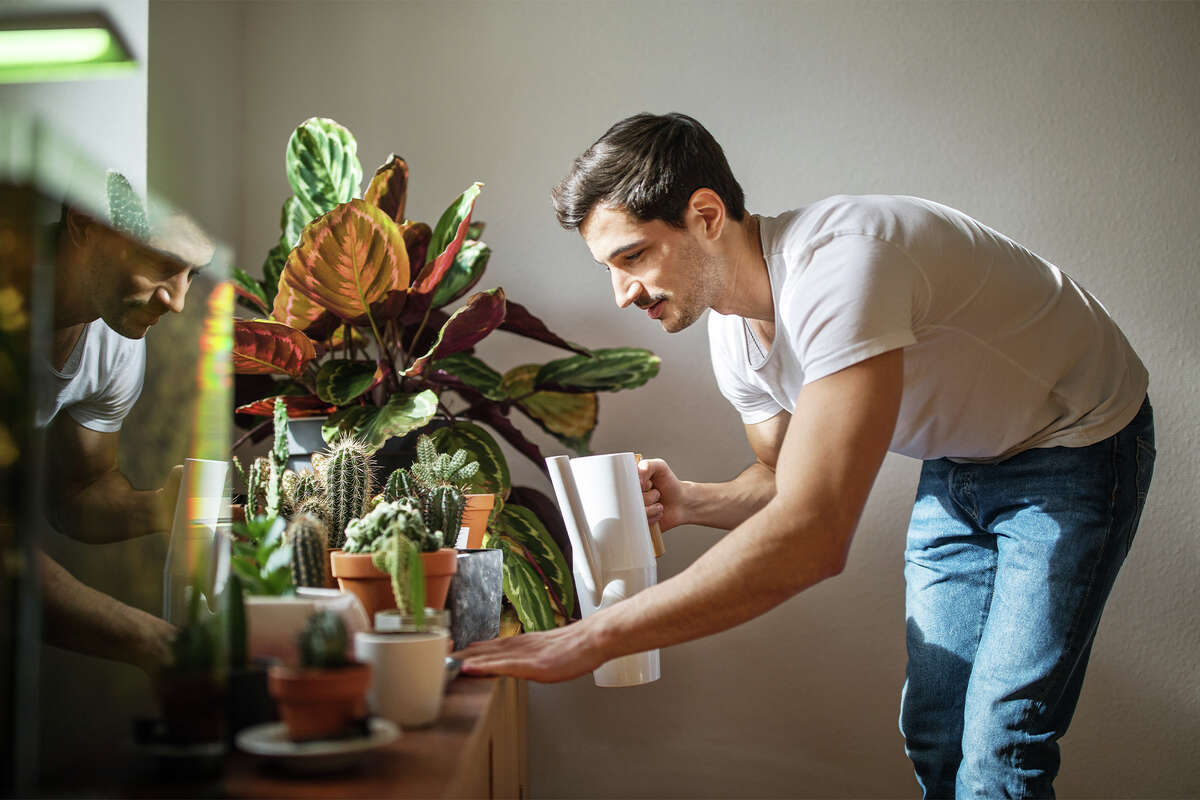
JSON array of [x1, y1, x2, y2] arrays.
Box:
[[545, 455, 603, 608]]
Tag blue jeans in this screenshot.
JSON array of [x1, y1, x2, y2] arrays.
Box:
[[900, 398, 1155, 799]]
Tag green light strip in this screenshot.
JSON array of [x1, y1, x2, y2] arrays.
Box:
[[0, 28, 113, 67]]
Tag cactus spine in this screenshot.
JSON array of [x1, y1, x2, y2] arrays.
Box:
[[287, 513, 328, 588], [266, 397, 289, 518], [383, 468, 418, 503], [323, 438, 373, 550]]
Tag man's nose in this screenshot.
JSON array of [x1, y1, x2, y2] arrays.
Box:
[[611, 269, 641, 309], [157, 272, 189, 314]]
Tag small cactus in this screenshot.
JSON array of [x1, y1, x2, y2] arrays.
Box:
[[280, 470, 300, 518], [409, 434, 479, 492], [246, 456, 271, 518], [297, 610, 349, 669], [323, 438, 374, 550], [424, 485, 465, 549], [342, 499, 426, 554], [372, 529, 424, 621], [287, 513, 328, 588], [383, 468, 419, 502], [266, 398, 289, 518]]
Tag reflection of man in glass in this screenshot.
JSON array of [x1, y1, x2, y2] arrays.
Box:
[[38, 207, 212, 675]]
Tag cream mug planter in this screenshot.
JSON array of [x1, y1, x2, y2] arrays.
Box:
[[354, 627, 451, 728], [245, 588, 369, 665]]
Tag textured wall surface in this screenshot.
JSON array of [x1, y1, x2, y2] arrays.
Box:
[[150, 1, 1199, 796]]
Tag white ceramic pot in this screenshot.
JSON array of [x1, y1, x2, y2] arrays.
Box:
[[245, 588, 370, 665], [353, 629, 451, 728]]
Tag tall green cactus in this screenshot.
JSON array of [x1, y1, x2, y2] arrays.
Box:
[[287, 512, 328, 588], [423, 485, 465, 549], [246, 456, 271, 518], [383, 468, 418, 503], [323, 438, 373, 550], [267, 398, 289, 518]]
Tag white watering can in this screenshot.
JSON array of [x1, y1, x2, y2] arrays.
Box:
[[546, 452, 661, 687]]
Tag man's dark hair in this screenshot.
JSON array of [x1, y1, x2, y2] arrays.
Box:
[[551, 112, 746, 231]]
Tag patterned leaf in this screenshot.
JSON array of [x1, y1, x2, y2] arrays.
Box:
[[430, 422, 509, 498], [105, 170, 149, 240], [411, 183, 483, 296], [499, 299, 590, 356], [236, 394, 334, 418], [233, 320, 316, 377], [232, 268, 269, 314], [315, 359, 380, 405], [430, 353, 506, 402], [361, 390, 438, 451], [535, 347, 660, 393], [281, 196, 309, 248], [261, 238, 289, 310], [363, 155, 408, 223], [321, 391, 438, 453], [506, 485, 573, 587], [401, 222, 432, 285], [496, 542, 557, 632], [278, 199, 409, 322], [285, 117, 362, 220], [461, 404, 546, 474], [487, 503, 573, 629], [502, 364, 596, 451], [431, 240, 490, 309], [466, 221, 485, 239], [405, 288, 506, 376]]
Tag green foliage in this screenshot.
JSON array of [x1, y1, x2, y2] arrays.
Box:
[[324, 438, 373, 549], [484, 503, 573, 631], [297, 610, 350, 669], [246, 457, 271, 519], [342, 499, 427, 553], [231, 515, 294, 596], [383, 468, 417, 503], [287, 513, 328, 588], [410, 433, 480, 491], [424, 485, 465, 548]]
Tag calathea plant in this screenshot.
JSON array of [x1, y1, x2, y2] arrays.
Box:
[[231, 117, 660, 632]]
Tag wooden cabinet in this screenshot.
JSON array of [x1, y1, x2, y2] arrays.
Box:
[[223, 676, 528, 799]]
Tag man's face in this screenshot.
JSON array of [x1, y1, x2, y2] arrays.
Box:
[[581, 205, 724, 333], [78, 214, 211, 339]]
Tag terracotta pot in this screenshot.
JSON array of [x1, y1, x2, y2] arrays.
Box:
[[323, 546, 336, 589], [421, 547, 458, 610], [330, 551, 396, 623], [267, 662, 371, 742], [460, 493, 495, 549]]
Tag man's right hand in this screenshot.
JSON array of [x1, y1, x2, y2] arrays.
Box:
[[638, 458, 688, 532]]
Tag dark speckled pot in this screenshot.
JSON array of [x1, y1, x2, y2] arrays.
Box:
[[446, 549, 503, 651]]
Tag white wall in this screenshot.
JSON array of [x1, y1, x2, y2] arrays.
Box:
[[154, 1, 1200, 796]]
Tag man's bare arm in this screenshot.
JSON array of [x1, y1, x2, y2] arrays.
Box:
[[46, 413, 177, 543], [457, 349, 903, 681], [40, 551, 175, 675]]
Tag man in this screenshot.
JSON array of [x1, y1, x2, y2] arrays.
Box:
[[38, 205, 210, 676], [456, 113, 1155, 796]]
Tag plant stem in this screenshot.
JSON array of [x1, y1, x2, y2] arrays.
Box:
[[232, 419, 272, 452]]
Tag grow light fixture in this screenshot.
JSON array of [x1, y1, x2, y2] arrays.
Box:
[[0, 11, 136, 84]]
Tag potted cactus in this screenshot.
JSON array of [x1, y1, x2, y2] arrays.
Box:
[[267, 610, 371, 742], [385, 433, 492, 548]]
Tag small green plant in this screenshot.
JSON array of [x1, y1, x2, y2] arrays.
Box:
[[343, 500, 427, 622], [287, 512, 328, 588], [246, 456, 271, 518], [297, 610, 350, 669], [410, 434, 480, 492], [267, 397, 289, 518], [231, 515, 294, 596]]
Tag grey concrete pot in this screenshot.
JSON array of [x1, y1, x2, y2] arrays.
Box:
[[446, 549, 503, 651]]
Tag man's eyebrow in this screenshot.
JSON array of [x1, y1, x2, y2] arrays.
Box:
[[603, 239, 648, 263]]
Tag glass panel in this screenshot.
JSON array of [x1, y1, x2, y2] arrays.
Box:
[[0, 110, 232, 793]]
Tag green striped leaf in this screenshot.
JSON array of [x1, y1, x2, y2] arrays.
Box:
[[411, 183, 482, 296], [502, 364, 596, 454], [363, 390, 438, 451], [261, 238, 288, 310], [431, 240, 490, 309], [281, 195, 309, 248], [315, 359, 379, 405], [232, 267, 269, 314], [430, 422, 509, 498], [494, 503, 573, 619], [498, 545, 556, 632], [321, 405, 373, 446], [534, 347, 661, 393], [285, 118, 362, 220], [431, 353, 507, 402]]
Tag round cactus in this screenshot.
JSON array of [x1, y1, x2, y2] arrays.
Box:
[[343, 499, 426, 554], [383, 467, 419, 503]]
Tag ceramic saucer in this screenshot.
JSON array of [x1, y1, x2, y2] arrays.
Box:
[[235, 717, 398, 773]]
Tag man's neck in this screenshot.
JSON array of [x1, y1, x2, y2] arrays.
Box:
[[712, 213, 773, 323]]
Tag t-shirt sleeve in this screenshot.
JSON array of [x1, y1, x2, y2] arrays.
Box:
[[66, 335, 146, 433], [707, 312, 784, 425], [786, 232, 917, 385]]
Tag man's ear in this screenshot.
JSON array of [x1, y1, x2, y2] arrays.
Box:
[[687, 188, 726, 242], [63, 207, 92, 247]]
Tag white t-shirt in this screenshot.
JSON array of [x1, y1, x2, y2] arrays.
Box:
[[708, 195, 1148, 461], [37, 320, 146, 432]]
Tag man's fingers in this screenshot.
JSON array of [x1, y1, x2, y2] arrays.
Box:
[[642, 488, 661, 505]]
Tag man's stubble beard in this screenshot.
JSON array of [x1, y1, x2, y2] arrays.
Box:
[[662, 239, 725, 333]]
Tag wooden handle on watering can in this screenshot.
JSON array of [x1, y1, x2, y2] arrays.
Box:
[[634, 453, 666, 559]]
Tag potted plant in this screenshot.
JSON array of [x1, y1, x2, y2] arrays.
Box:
[[385, 433, 491, 549], [158, 580, 227, 746], [267, 610, 371, 742], [231, 117, 661, 636]]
